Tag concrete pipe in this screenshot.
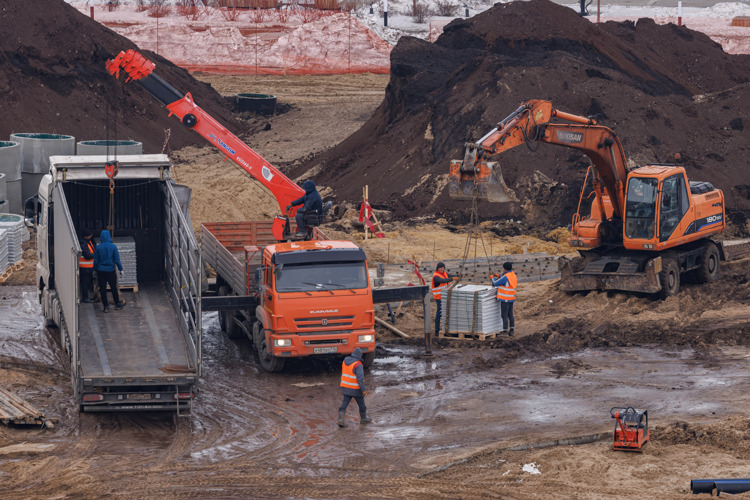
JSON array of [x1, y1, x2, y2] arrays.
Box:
[[0, 141, 21, 181], [235, 93, 277, 115], [5, 178, 22, 215], [10, 133, 75, 174], [77, 140, 143, 156], [21, 172, 46, 207], [0, 173, 6, 206]]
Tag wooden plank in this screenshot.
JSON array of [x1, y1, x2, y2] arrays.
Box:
[[374, 316, 410, 338]]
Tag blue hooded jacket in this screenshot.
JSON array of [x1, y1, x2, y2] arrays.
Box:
[[290, 179, 322, 214], [93, 230, 123, 273]]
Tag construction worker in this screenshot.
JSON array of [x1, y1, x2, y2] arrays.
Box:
[[338, 347, 372, 427], [287, 179, 322, 237], [491, 261, 517, 336], [78, 229, 96, 303], [432, 262, 459, 334], [93, 230, 124, 313]]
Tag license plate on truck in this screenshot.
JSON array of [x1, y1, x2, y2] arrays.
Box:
[[126, 393, 152, 400], [314, 346, 338, 354]]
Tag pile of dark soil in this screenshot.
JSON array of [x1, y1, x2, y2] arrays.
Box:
[[295, 0, 750, 231], [0, 0, 235, 153]]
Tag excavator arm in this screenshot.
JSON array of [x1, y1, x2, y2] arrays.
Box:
[[105, 50, 305, 215], [449, 99, 630, 220]]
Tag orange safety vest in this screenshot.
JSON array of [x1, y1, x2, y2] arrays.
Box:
[[432, 270, 449, 301], [496, 271, 517, 302], [340, 360, 362, 390], [79, 240, 95, 269]]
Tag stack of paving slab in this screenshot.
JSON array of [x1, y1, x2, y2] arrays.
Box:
[[0, 214, 28, 266], [97, 236, 138, 288], [0, 229, 8, 275], [441, 284, 504, 337], [112, 236, 138, 288]]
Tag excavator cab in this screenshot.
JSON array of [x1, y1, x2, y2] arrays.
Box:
[[448, 144, 517, 202]]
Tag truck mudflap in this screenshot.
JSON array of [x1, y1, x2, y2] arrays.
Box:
[[558, 255, 662, 294]]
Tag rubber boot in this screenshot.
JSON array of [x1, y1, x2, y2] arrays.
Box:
[[360, 412, 372, 424], [338, 410, 347, 427]]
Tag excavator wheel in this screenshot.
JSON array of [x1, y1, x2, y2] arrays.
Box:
[[257, 329, 285, 372], [218, 286, 242, 339], [658, 257, 680, 299], [696, 242, 720, 283]]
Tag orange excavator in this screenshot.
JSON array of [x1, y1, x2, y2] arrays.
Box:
[[449, 99, 725, 297]]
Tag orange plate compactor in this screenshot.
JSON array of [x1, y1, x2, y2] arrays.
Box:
[[610, 407, 649, 451]]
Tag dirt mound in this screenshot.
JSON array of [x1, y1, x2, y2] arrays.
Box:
[[654, 417, 750, 458], [0, 0, 236, 152], [295, 0, 750, 231]]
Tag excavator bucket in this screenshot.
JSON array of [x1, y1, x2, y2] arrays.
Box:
[[448, 146, 517, 202]]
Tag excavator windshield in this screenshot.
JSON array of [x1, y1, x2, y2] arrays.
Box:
[[624, 177, 658, 240]]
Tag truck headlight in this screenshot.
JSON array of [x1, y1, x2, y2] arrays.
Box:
[[274, 339, 292, 347], [358, 334, 374, 343]]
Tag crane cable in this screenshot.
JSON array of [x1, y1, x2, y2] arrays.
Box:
[[105, 76, 120, 234]]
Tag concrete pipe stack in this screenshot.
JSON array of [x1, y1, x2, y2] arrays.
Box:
[[0, 141, 21, 214], [10, 133, 76, 211], [0, 173, 7, 215], [77, 140, 143, 156]]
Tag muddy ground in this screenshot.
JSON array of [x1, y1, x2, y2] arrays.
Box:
[[3, 74, 750, 499]]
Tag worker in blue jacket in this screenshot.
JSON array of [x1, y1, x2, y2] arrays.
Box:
[[94, 230, 124, 313], [287, 179, 322, 237]]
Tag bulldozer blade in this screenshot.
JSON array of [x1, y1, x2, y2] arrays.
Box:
[[448, 160, 517, 202], [558, 255, 662, 294]]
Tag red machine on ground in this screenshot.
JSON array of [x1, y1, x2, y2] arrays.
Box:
[[105, 50, 383, 371], [610, 407, 649, 451], [449, 99, 726, 297]]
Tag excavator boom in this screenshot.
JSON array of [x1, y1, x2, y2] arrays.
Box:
[[450, 99, 629, 219], [105, 50, 304, 215]]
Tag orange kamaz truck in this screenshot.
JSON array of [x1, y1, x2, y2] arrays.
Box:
[[106, 50, 383, 371]]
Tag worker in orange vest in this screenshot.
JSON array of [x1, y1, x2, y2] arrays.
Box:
[[78, 229, 96, 303], [491, 261, 517, 336], [338, 347, 371, 427], [432, 262, 460, 334]]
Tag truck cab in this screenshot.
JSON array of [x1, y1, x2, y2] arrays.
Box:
[[201, 222, 376, 372], [254, 241, 375, 371]]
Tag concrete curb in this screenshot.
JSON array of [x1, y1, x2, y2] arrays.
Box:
[[416, 431, 611, 478]]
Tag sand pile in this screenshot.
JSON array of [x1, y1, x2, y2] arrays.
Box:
[[0, 0, 236, 152], [295, 0, 750, 231]]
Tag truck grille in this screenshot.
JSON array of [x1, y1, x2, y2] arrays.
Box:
[[294, 315, 355, 329]]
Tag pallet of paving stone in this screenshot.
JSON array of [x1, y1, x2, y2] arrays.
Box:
[[0, 387, 56, 428], [0, 215, 26, 266], [97, 235, 138, 288], [0, 229, 8, 275], [438, 330, 498, 340], [441, 283, 505, 337]]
